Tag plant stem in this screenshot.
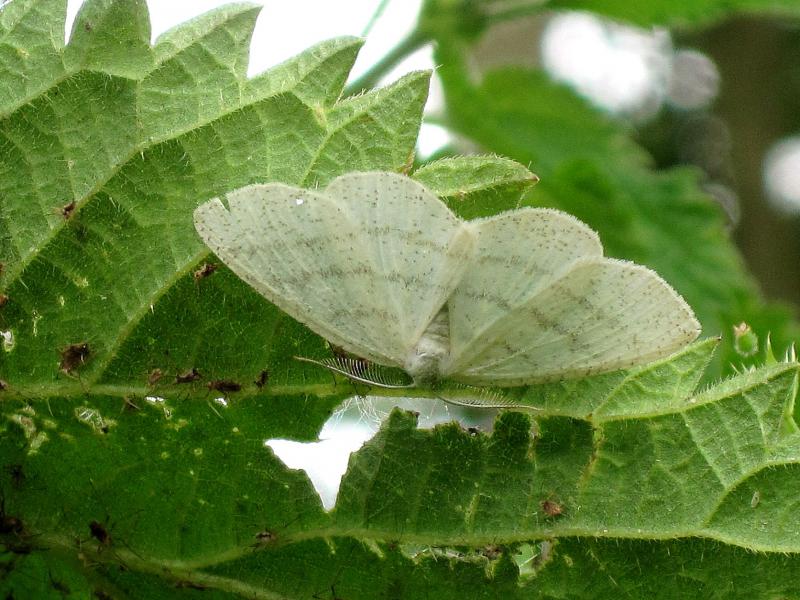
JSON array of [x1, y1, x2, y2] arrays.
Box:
[[345, 29, 429, 95], [361, 0, 392, 37]]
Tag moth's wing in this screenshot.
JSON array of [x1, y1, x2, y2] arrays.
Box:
[[194, 186, 396, 364], [324, 171, 474, 348], [442, 209, 700, 385], [194, 175, 472, 366], [445, 208, 603, 361]]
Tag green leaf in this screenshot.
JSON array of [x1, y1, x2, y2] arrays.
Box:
[[530, 538, 800, 599], [0, 0, 69, 115], [5, 357, 799, 598], [413, 155, 539, 218], [329, 362, 800, 552], [512, 338, 718, 419], [65, 0, 153, 77]]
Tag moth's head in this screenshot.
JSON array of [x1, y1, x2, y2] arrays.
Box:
[[405, 349, 444, 389]]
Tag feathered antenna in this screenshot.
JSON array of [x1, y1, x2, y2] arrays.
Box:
[[436, 384, 540, 411], [295, 357, 541, 411], [294, 356, 414, 389]]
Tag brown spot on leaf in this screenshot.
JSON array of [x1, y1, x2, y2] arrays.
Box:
[[207, 380, 241, 393], [540, 499, 564, 518], [60, 343, 90, 373], [147, 368, 163, 386], [253, 529, 276, 546], [61, 200, 77, 219], [175, 368, 201, 384], [193, 262, 217, 281], [0, 294, 8, 308], [254, 369, 269, 388], [89, 520, 111, 546]]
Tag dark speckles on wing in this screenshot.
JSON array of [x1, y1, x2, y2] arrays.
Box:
[[443, 209, 699, 385]]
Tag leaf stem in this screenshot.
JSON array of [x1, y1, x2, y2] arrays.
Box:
[[345, 29, 429, 95]]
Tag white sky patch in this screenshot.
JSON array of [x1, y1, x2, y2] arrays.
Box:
[[265, 395, 465, 510], [371, 41, 435, 88], [265, 421, 371, 511], [764, 137, 800, 215], [346, 0, 424, 83], [417, 123, 454, 160], [541, 12, 671, 116]]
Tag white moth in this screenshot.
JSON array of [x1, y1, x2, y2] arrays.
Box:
[[194, 171, 700, 388]]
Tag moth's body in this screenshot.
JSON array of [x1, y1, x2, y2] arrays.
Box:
[[194, 171, 701, 390], [405, 306, 449, 387]]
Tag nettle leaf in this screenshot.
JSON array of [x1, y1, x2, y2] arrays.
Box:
[[434, 41, 800, 380], [413, 155, 539, 219], [2, 2, 800, 599], [330, 363, 800, 550]]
